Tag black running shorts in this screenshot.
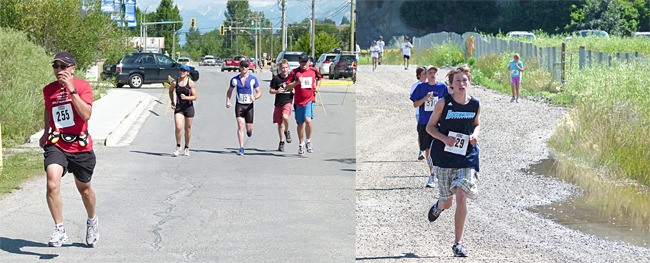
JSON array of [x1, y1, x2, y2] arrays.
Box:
[[235, 103, 254, 123], [43, 144, 96, 183], [417, 124, 433, 151]]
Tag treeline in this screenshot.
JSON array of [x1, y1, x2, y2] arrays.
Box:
[[400, 0, 650, 36], [181, 0, 351, 61]]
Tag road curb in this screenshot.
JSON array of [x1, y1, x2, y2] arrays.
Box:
[[104, 93, 155, 146]]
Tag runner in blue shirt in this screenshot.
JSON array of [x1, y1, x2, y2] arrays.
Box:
[[226, 61, 261, 155]]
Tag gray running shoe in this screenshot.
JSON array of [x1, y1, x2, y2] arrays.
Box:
[[425, 176, 436, 188], [453, 243, 468, 257], [285, 131, 292, 143], [418, 150, 425, 160], [298, 145, 305, 155], [86, 218, 99, 247], [306, 142, 313, 153], [48, 228, 68, 247], [427, 200, 444, 222], [278, 141, 285, 152]]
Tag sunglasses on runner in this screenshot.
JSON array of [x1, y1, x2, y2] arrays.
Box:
[[52, 64, 72, 70]]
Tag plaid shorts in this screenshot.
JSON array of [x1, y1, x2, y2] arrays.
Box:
[[433, 167, 479, 200]]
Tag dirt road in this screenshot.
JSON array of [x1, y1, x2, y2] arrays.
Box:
[[355, 65, 650, 261]]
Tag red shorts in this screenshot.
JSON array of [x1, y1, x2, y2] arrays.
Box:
[[273, 103, 292, 123]]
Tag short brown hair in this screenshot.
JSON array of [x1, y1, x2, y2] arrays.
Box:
[[415, 66, 426, 80], [447, 64, 472, 86]]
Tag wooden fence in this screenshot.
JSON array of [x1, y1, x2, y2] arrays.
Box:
[[387, 32, 647, 84]]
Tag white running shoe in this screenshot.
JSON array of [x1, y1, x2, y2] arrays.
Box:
[[184, 147, 190, 156], [426, 176, 437, 188], [86, 218, 99, 247], [172, 147, 180, 157], [48, 228, 68, 247]]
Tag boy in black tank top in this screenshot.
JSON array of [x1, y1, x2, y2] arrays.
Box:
[[425, 65, 481, 258]]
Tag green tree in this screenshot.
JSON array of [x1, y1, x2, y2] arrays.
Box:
[[11, 0, 131, 70], [340, 16, 349, 25], [568, 0, 650, 35], [223, 0, 253, 56], [151, 0, 182, 56], [314, 31, 339, 57]]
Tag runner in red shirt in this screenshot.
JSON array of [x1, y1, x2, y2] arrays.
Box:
[[38, 52, 99, 248], [286, 55, 321, 155]]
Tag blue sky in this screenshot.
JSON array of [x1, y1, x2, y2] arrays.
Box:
[[136, 0, 352, 44]]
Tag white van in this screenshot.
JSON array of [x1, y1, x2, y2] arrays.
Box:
[[506, 31, 536, 40]]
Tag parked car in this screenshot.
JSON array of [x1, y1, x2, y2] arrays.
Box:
[[177, 56, 191, 65], [565, 30, 610, 40], [315, 53, 338, 75], [201, 55, 216, 66], [214, 57, 223, 66], [221, 55, 256, 72], [506, 31, 536, 40], [272, 51, 307, 76], [102, 52, 199, 88], [328, 53, 356, 80], [633, 32, 650, 38]]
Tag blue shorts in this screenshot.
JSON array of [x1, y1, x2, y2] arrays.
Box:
[[295, 101, 315, 124]]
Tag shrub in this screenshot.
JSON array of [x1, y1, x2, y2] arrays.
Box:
[[0, 28, 53, 146]]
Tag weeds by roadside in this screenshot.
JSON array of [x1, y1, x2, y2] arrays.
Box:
[[0, 149, 42, 198]]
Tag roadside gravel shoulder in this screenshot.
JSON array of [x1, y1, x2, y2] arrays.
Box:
[[355, 65, 650, 261]]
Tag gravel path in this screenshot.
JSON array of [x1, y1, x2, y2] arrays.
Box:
[[355, 65, 650, 261]]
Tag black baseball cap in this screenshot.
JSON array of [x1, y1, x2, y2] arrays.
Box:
[[240, 60, 249, 68], [52, 52, 76, 65], [299, 54, 309, 63]]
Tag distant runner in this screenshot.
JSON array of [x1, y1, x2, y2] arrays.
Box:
[[269, 59, 293, 152], [286, 55, 321, 156], [226, 60, 261, 156], [169, 64, 198, 157]]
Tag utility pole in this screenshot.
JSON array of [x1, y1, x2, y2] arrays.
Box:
[[311, 0, 315, 58], [350, 0, 355, 52], [281, 0, 287, 51]]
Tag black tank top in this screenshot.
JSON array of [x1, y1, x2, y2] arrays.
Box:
[[430, 94, 480, 171], [175, 78, 193, 107]]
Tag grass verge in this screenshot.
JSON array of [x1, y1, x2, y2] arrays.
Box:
[[0, 149, 42, 199]]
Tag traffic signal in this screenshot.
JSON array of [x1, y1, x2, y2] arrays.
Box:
[[220, 25, 225, 35], [190, 18, 196, 29]]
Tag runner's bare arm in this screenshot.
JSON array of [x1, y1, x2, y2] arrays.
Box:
[[169, 81, 176, 107], [426, 98, 455, 147], [253, 87, 262, 101], [39, 109, 52, 147], [412, 91, 433, 108], [226, 86, 234, 108], [185, 81, 197, 101]]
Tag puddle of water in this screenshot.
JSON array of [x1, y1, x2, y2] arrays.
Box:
[[523, 158, 650, 248]]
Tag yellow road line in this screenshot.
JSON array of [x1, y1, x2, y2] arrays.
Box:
[[321, 81, 353, 86]]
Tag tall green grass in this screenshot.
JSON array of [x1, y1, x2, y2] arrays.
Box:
[[528, 31, 650, 55], [549, 61, 650, 185], [0, 28, 53, 147], [472, 52, 560, 97]]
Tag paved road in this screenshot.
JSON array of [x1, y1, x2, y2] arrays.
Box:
[[0, 66, 356, 262]]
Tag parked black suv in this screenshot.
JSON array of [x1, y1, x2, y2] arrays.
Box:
[[102, 52, 199, 88], [328, 53, 356, 80]]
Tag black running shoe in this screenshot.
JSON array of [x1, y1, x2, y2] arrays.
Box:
[[285, 131, 292, 143], [452, 243, 468, 257], [427, 200, 444, 222]]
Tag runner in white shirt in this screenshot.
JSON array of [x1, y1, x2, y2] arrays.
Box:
[[369, 41, 380, 72], [401, 36, 414, 70], [377, 36, 385, 65]]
